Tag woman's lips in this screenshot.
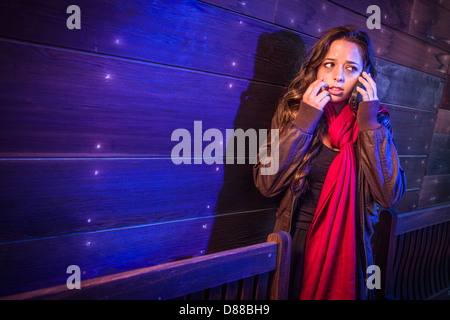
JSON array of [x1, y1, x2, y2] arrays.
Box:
[[329, 87, 343, 95]]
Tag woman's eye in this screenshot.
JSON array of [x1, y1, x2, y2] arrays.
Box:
[[324, 62, 333, 68], [347, 66, 358, 72]]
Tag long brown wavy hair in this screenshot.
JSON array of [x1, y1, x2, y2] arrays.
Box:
[[275, 25, 377, 197]]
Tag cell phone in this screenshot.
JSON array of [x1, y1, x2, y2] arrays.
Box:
[[349, 65, 370, 110]]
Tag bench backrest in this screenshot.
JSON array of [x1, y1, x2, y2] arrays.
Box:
[[374, 204, 450, 300], [2, 231, 291, 300]]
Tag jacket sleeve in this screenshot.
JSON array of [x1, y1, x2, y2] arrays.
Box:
[[253, 101, 323, 197], [356, 100, 406, 208]]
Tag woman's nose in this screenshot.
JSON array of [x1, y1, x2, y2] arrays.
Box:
[[333, 68, 345, 82]]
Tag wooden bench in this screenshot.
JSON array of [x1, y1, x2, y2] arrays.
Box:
[[373, 203, 450, 300], [1, 231, 291, 300]]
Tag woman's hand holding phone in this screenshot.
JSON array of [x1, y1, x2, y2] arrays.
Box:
[[302, 78, 330, 111], [356, 71, 378, 101]]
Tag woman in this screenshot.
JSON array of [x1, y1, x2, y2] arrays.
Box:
[[253, 25, 406, 300]]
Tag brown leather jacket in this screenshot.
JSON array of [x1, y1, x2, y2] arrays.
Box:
[[253, 100, 406, 299]]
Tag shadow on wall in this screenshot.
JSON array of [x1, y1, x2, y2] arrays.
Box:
[[206, 30, 308, 253]]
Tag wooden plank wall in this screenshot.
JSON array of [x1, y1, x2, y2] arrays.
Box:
[[0, 0, 448, 297]]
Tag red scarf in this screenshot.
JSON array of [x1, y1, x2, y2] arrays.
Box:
[[299, 103, 360, 300]]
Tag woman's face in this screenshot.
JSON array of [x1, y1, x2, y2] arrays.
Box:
[[317, 39, 364, 105]]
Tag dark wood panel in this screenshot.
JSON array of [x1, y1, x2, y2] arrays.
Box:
[[434, 109, 450, 134], [0, 41, 442, 157], [0, 216, 212, 297], [332, 0, 450, 52], [392, 189, 420, 214], [206, 208, 277, 254], [435, 0, 450, 11], [0, 159, 276, 241], [0, 209, 275, 297], [426, 134, 450, 175], [399, 156, 427, 189], [402, 0, 450, 53], [200, 0, 278, 22], [383, 104, 437, 155], [418, 174, 450, 207], [331, 0, 413, 33], [0, 41, 283, 156], [0, 0, 313, 86], [376, 61, 444, 113], [275, 0, 450, 77], [439, 75, 450, 110]]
